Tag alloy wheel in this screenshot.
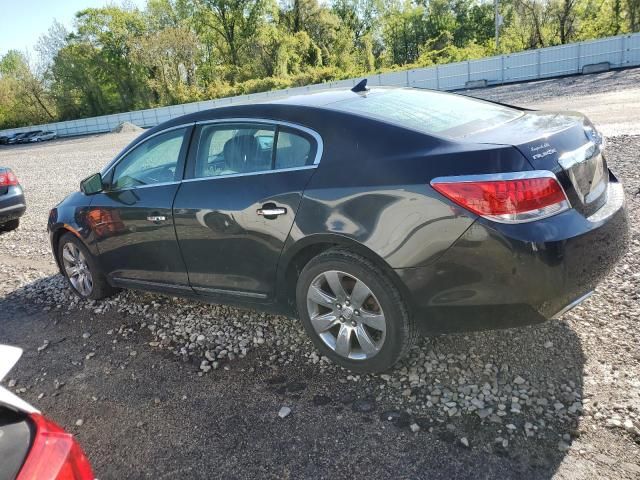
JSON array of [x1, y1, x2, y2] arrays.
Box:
[[306, 270, 386, 360], [61, 243, 93, 297]]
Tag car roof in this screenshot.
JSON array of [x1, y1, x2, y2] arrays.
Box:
[[268, 87, 394, 107], [150, 86, 416, 133]]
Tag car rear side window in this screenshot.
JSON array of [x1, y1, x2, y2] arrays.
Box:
[[329, 89, 522, 138], [192, 123, 317, 179], [194, 124, 275, 178], [275, 130, 313, 169]]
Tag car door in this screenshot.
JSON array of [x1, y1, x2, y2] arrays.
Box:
[[172, 120, 320, 299], [88, 125, 193, 288]]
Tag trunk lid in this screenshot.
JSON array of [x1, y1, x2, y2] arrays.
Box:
[[464, 110, 608, 217]]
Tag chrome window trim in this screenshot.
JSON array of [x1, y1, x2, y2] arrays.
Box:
[[194, 117, 324, 166], [99, 118, 323, 190], [101, 123, 194, 177], [109, 180, 182, 192], [182, 165, 317, 183]]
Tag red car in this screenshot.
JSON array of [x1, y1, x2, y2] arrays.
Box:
[[0, 345, 95, 480]]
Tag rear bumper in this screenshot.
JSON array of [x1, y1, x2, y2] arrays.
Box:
[[0, 186, 26, 224], [397, 174, 629, 334]]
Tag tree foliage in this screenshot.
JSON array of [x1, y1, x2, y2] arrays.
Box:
[[1, 0, 638, 128]]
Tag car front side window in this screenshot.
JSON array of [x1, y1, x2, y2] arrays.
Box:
[[111, 127, 188, 190]]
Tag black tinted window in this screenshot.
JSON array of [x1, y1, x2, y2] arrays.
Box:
[[195, 124, 275, 178], [192, 123, 317, 178], [111, 128, 187, 190]]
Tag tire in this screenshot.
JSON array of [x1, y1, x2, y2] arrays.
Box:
[[0, 219, 19, 232], [57, 232, 118, 300], [296, 249, 417, 373]]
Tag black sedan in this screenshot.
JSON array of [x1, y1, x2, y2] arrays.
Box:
[[47, 83, 628, 372], [0, 168, 25, 231]]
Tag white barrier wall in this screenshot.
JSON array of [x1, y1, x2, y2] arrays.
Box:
[[2, 33, 639, 138]]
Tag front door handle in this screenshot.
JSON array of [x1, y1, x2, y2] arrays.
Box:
[[147, 215, 167, 223], [257, 207, 287, 217]]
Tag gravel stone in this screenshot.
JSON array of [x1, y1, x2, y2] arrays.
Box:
[[278, 406, 291, 418]]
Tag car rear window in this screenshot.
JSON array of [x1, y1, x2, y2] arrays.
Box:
[[328, 89, 523, 138]]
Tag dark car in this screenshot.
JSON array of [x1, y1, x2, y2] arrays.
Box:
[[17, 130, 43, 144], [6, 133, 28, 145], [0, 168, 25, 231], [47, 84, 628, 372]]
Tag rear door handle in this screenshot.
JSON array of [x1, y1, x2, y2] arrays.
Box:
[[147, 215, 167, 223], [257, 207, 287, 217]]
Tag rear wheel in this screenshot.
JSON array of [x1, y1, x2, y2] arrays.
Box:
[[296, 249, 417, 373], [0, 219, 19, 232], [57, 233, 118, 300]]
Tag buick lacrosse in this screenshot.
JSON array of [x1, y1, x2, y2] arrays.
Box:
[[48, 82, 628, 372]]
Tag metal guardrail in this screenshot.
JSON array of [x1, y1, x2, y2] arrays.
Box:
[[1, 33, 639, 138]]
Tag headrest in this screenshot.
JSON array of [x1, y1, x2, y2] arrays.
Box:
[[223, 134, 259, 171]]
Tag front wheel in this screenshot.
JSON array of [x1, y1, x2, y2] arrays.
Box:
[[296, 249, 417, 373], [57, 233, 118, 300]]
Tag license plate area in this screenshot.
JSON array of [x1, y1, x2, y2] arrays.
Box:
[[558, 142, 608, 206]]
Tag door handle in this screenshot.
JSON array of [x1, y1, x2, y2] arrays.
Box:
[[257, 207, 287, 217], [147, 215, 167, 223]]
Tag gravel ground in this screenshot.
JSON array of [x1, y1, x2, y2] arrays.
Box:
[[1, 69, 639, 479]]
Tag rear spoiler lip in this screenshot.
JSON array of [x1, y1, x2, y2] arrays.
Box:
[[455, 91, 535, 111]]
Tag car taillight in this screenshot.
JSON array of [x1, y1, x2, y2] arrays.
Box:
[[0, 169, 18, 186], [17, 413, 94, 480], [431, 171, 570, 223]]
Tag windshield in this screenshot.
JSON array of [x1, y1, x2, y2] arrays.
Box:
[[327, 89, 523, 138]]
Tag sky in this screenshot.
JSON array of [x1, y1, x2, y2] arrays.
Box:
[[0, 0, 147, 57]]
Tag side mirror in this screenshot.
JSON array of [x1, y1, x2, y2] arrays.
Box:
[[80, 173, 104, 195]]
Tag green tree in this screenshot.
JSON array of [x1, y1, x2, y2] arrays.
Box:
[[1, 0, 639, 130], [72, 6, 152, 110], [196, 0, 268, 80], [0, 50, 55, 127]]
